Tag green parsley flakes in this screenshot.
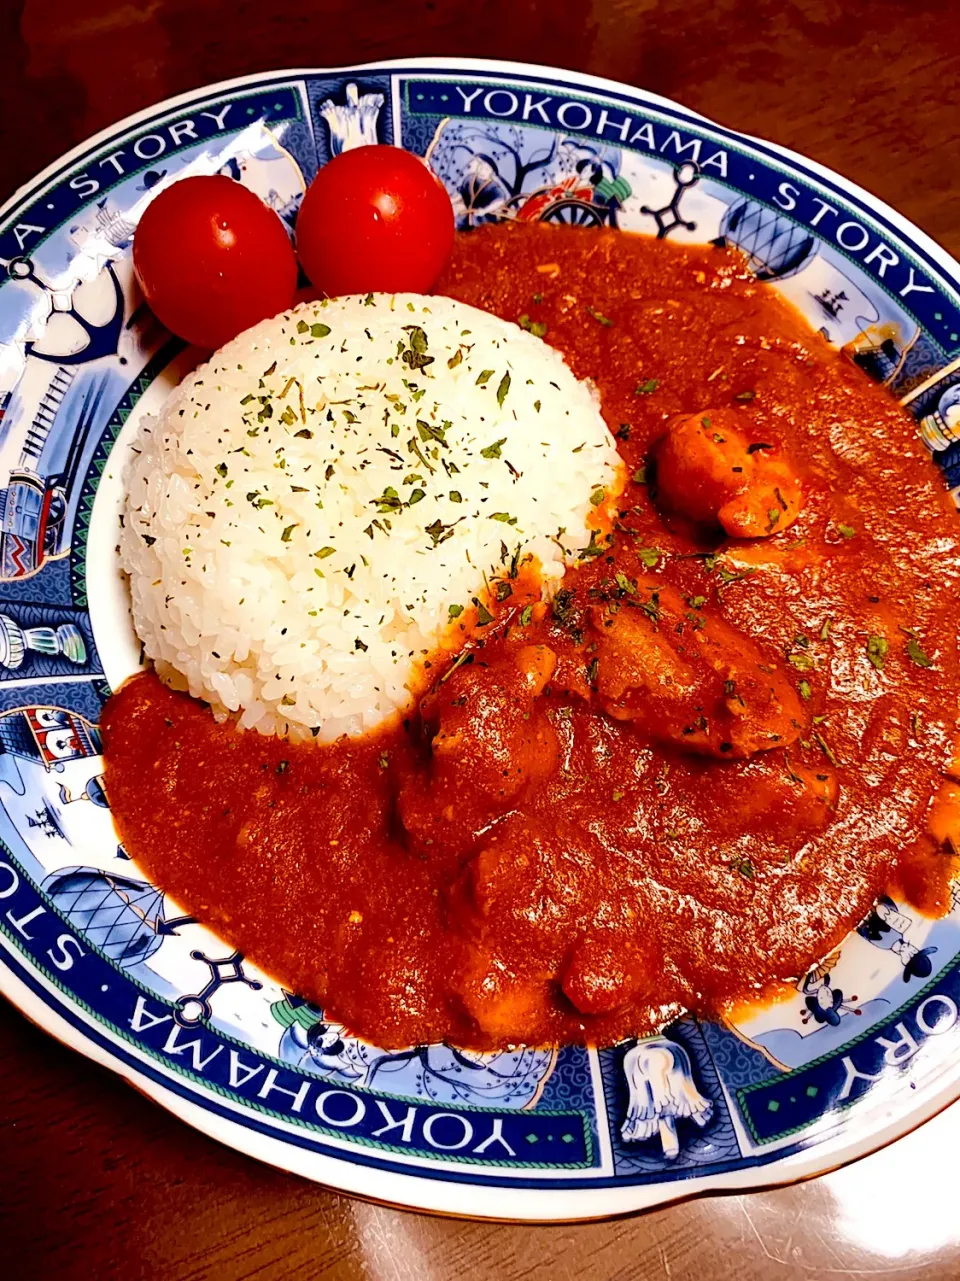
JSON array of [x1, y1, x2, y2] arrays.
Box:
[[518, 314, 548, 338], [787, 652, 815, 671], [866, 635, 888, 670], [472, 598, 494, 626], [906, 635, 933, 668], [586, 306, 613, 327]]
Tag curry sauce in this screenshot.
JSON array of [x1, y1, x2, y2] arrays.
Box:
[[102, 224, 960, 1050]]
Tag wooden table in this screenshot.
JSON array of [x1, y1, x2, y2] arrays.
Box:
[[2, 2, 959, 1276]]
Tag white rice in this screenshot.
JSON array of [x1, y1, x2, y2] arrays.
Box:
[[121, 293, 621, 740]]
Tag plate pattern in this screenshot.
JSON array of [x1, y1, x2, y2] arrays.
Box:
[[1, 61, 960, 1216]]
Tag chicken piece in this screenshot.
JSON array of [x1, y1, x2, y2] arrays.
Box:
[[426, 644, 558, 801], [561, 933, 655, 1016], [467, 838, 534, 919], [512, 642, 557, 695], [453, 949, 548, 1042], [398, 645, 559, 844], [655, 408, 803, 538], [691, 753, 838, 840], [592, 580, 806, 757]]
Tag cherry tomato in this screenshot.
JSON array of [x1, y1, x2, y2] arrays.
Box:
[[133, 175, 298, 349], [295, 145, 454, 296]]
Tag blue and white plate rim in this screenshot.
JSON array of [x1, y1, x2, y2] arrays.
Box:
[[5, 57, 959, 296], [1, 56, 959, 1222]]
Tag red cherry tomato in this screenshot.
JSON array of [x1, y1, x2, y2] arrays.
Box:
[[133, 175, 298, 349], [295, 145, 454, 296]]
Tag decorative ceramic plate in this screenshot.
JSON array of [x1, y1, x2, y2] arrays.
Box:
[[2, 58, 960, 1222]]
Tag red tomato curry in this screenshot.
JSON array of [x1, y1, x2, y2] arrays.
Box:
[[102, 223, 960, 1051]]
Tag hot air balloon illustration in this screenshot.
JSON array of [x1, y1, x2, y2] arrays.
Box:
[[719, 199, 816, 281]]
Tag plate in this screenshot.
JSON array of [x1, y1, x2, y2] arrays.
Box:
[[2, 58, 960, 1222]]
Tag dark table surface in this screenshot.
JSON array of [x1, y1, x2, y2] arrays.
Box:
[[2, 2, 960, 1277]]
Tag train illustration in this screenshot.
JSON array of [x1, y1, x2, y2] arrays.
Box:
[[0, 467, 69, 579], [0, 312, 116, 582], [0, 705, 102, 771]]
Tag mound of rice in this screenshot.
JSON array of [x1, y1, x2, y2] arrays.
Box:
[[121, 293, 621, 740]]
